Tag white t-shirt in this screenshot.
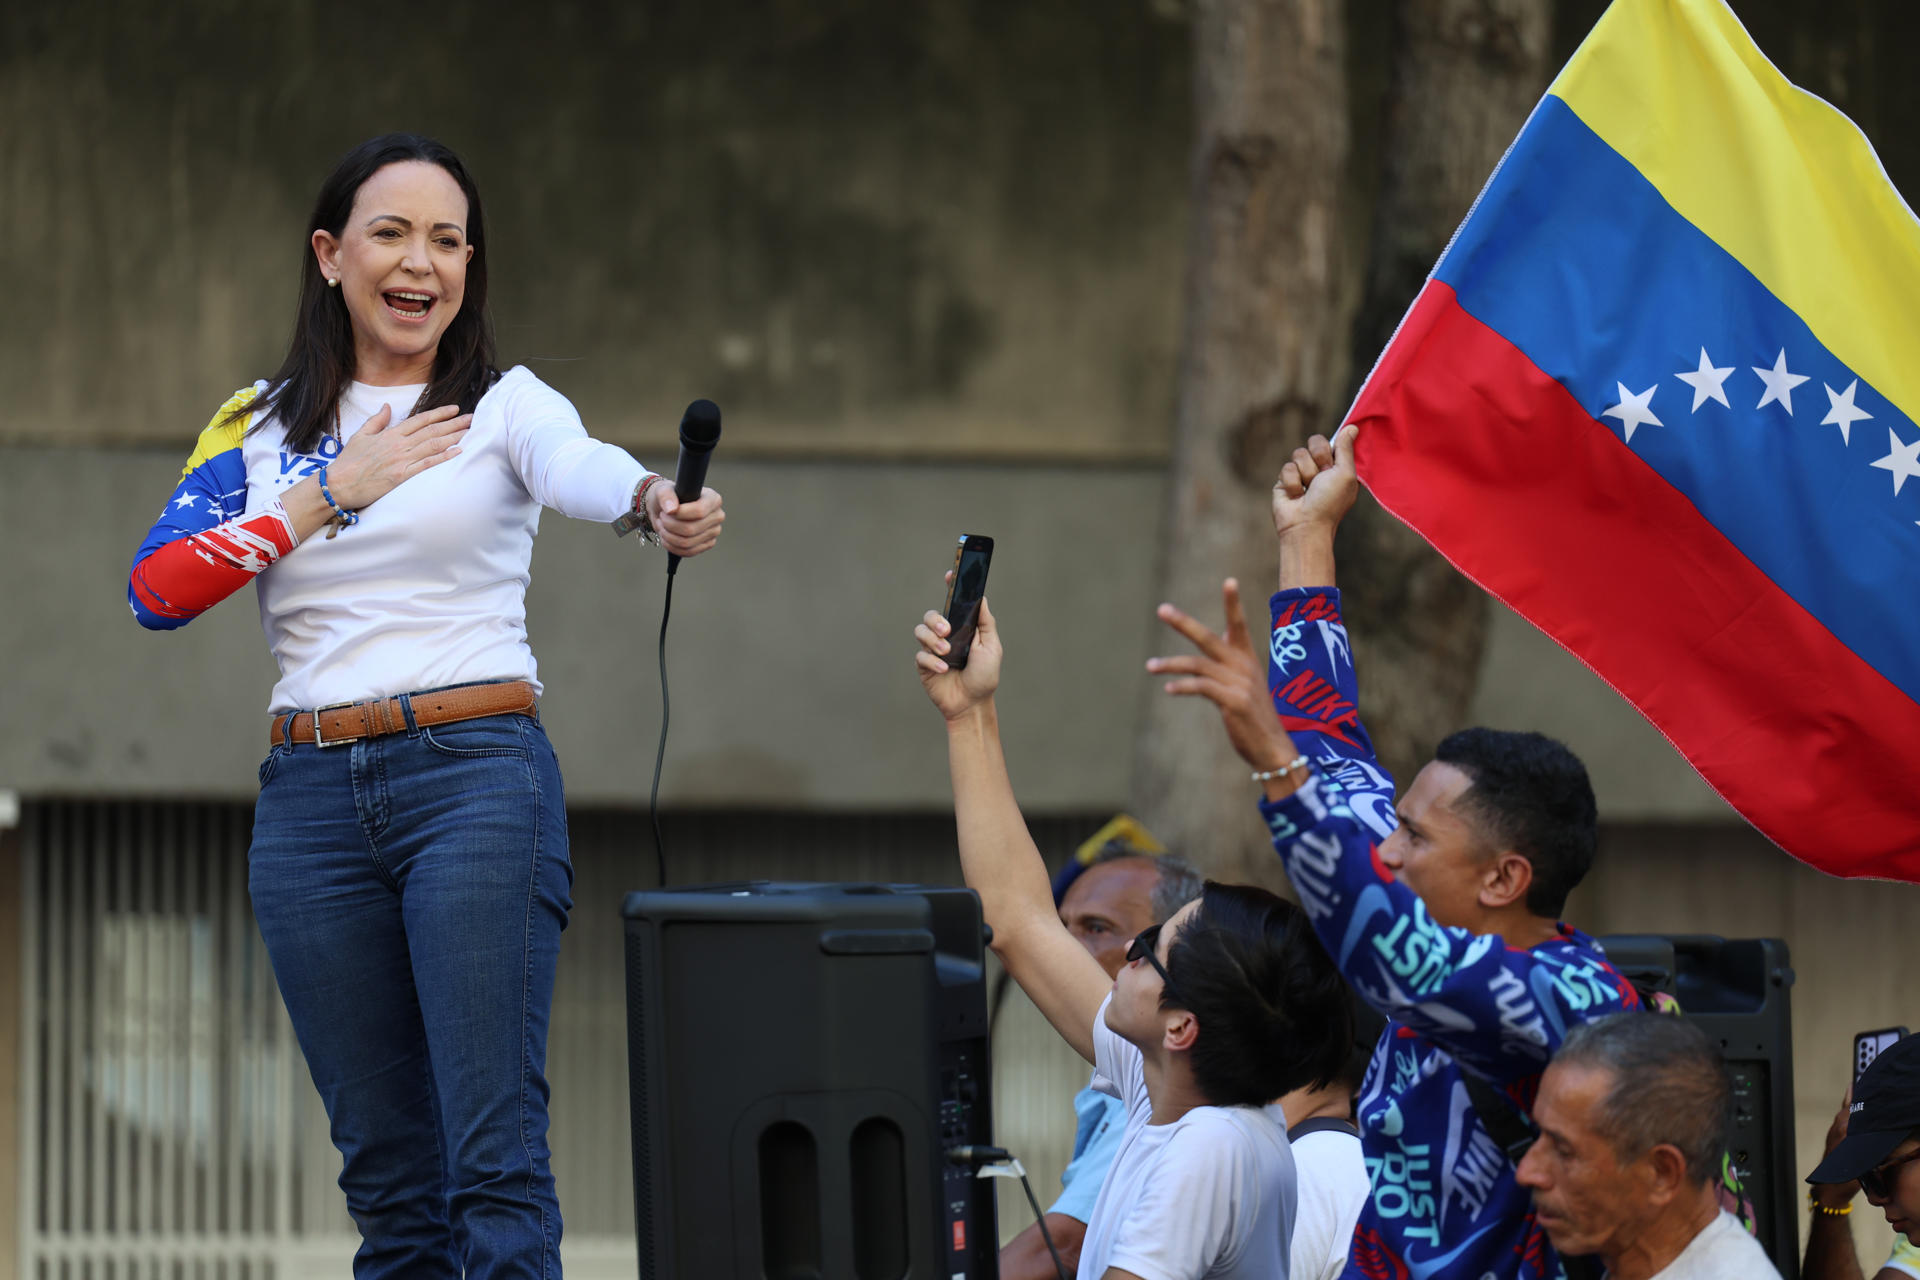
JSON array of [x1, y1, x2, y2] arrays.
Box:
[[1644, 1210, 1781, 1279], [1286, 1126, 1367, 1280], [242, 367, 649, 711], [1077, 995, 1297, 1280]]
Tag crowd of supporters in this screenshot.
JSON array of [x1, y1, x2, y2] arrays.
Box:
[[913, 426, 1920, 1280]]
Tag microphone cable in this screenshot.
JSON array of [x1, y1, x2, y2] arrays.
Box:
[[648, 563, 676, 887], [625, 398, 720, 888]]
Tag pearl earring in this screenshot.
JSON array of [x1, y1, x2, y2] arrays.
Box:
[[327, 276, 339, 287]]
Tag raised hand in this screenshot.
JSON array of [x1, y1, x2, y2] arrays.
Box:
[[1148, 579, 1304, 786], [1813, 1087, 1862, 1210], [915, 589, 1003, 723], [1272, 423, 1361, 541], [326, 404, 472, 509], [645, 484, 726, 558]]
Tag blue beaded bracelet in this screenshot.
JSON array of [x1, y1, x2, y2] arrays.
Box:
[[317, 465, 359, 527]]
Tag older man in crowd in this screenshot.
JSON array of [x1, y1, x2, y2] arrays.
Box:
[[1516, 1012, 1778, 1280]]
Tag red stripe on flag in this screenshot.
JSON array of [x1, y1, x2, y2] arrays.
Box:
[[1350, 280, 1920, 880]]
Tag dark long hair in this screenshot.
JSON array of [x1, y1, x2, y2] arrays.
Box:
[[230, 134, 498, 453]]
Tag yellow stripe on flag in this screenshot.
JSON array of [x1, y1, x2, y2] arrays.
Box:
[[1550, 0, 1920, 424]]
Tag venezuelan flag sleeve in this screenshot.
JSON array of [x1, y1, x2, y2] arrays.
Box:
[[129, 385, 296, 630], [1348, 0, 1920, 881]]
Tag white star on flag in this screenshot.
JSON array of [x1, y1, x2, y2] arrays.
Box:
[[1603, 382, 1663, 444], [1753, 350, 1810, 414], [173, 494, 198, 509], [1870, 428, 1920, 496], [1821, 380, 1872, 445], [1675, 348, 1734, 410]]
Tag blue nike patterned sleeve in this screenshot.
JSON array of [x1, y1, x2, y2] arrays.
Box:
[[1268, 588, 1399, 841]]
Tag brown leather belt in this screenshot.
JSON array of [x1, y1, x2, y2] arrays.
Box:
[[271, 681, 537, 748]]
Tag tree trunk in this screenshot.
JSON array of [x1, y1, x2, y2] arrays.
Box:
[[1336, 0, 1552, 788], [1131, 0, 1349, 888]]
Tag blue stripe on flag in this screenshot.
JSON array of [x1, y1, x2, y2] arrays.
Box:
[[1435, 94, 1920, 706]]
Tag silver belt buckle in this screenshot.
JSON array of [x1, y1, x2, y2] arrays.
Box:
[[311, 700, 360, 748]]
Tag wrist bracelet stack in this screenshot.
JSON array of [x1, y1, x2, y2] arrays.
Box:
[[318, 465, 359, 538], [630, 474, 668, 546]]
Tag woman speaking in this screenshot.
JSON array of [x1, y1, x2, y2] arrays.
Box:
[[126, 134, 723, 1278]]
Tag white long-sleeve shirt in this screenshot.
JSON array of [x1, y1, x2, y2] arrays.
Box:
[[240, 367, 650, 712]]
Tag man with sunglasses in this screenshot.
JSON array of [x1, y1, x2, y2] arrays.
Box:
[[999, 842, 1203, 1280], [1146, 425, 1639, 1280], [914, 593, 1353, 1279], [1810, 1033, 1920, 1255]]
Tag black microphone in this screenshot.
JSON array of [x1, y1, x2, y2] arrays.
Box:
[[666, 399, 721, 576]]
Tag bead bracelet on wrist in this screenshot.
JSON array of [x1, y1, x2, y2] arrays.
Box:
[[317, 465, 359, 538], [1252, 755, 1310, 785], [1808, 1189, 1852, 1216]]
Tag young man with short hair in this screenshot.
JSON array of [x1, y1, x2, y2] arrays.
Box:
[[1000, 847, 1204, 1280], [1149, 425, 1639, 1280], [915, 593, 1351, 1280]]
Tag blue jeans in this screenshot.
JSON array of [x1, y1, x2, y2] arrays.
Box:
[[250, 703, 573, 1279]]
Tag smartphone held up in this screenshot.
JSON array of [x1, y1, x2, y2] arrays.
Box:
[[1856, 1027, 1908, 1083], [941, 535, 994, 669]]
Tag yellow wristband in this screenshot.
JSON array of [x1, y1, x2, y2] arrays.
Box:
[[1809, 1189, 1853, 1217]]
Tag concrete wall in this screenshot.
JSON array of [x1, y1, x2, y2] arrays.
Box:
[[4, 444, 1732, 819], [0, 0, 1188, 461]]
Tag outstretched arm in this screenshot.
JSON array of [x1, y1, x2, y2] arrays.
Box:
[[916, 596, 1110, 1065]]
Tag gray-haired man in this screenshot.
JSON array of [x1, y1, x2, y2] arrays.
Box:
[[1516, 1012, 1778, 1280]]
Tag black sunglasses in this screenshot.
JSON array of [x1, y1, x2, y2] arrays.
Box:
[[1862, 1148, 1920, 1200], [1126, 923, 1186, 1007]]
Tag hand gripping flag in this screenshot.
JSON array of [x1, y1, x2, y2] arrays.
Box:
[[1346, 0, 1920, 880]]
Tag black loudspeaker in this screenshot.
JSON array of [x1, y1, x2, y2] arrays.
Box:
[[1598, 935, 1798, 1280], [622, 881, 998, 1280]]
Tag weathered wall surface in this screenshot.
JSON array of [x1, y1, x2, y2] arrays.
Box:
[[5, 444, 1727, 821], [0, 0, 1189, 458], [2, 447, 1162, 809]]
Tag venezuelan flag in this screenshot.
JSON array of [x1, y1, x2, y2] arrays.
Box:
[[1348, 0, 1920, 880]]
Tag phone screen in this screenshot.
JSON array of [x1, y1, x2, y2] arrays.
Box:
[[1856, 1027, 1907, 1083], [942, 535, 994, 669]]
